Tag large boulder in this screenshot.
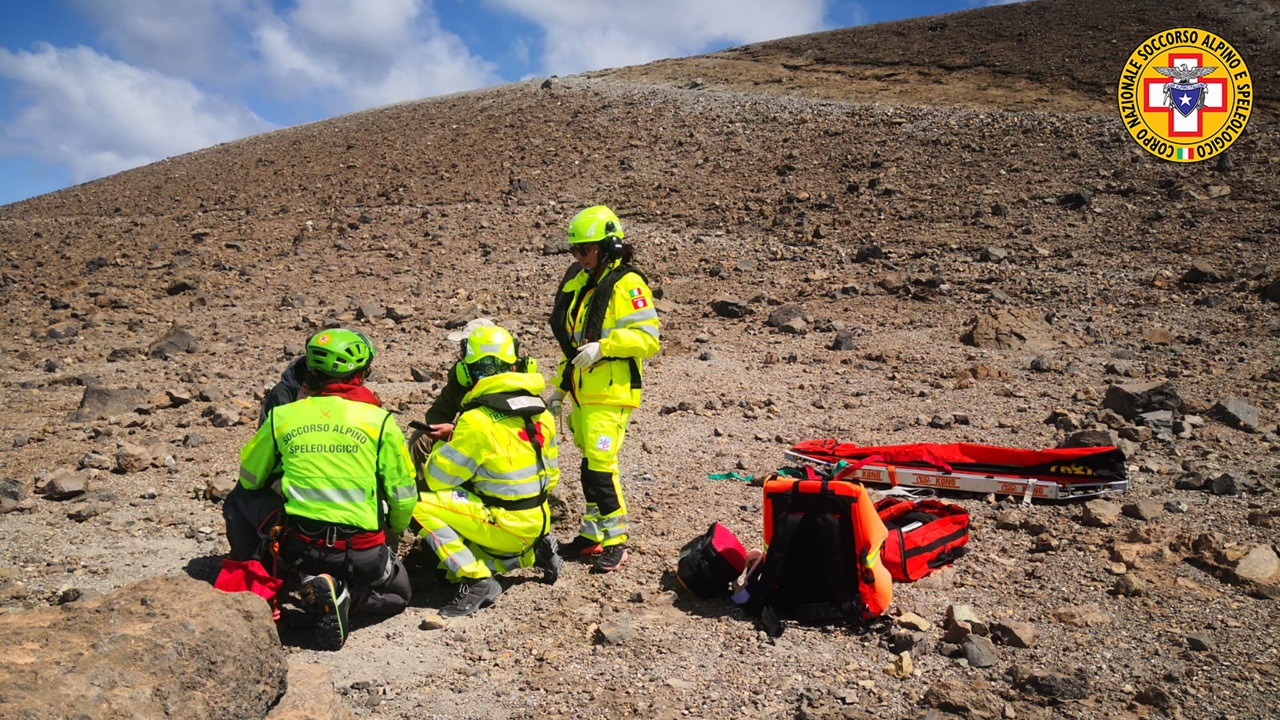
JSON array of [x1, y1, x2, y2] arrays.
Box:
[[1102, 381, 1182, 421], [67, 385, 148, 422], [0, 575, 287, 719], [961, 309, 1081, 351]]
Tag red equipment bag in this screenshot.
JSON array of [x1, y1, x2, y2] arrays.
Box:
[[214, 557, 284, 620], [875, 497, 970, 582], [676, 522, 748, 598]]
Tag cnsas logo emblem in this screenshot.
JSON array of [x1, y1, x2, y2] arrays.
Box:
[[1118, 28, 1252, 163]]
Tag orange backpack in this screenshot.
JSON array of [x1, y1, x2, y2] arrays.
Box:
[[745, 471, 892, 636]]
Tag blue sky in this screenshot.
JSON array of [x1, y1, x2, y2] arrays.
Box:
[[0, 1, 1020, 207]]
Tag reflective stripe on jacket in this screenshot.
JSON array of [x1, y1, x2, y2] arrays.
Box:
[[424, 371, 560, 513], [555, 260, 660, 407], [239, 395, 416, 533]]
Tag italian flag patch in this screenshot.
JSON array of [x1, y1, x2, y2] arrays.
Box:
[[1176, 147, 1195, 160], [629, 287, 647, 310]]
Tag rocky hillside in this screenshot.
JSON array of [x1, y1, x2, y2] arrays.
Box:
[[1, 1, 1278, 718]]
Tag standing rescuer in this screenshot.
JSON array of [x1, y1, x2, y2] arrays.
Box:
[[238, 329, 417, 650], [550, 205, 661, 573]]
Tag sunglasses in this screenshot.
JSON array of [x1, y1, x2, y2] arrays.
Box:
[[569, 243, 597, 257]]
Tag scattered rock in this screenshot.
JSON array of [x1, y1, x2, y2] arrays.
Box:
[[418, 612, 447, 631], [1103, 381, 1182, 421], [990, 620, 1037, 648], [829, 329, 857, 351], [1121, 500, 1164, 521], [115, 442, 156, 474], [1232, 545, 1279, 585], [710, 296, 749, 318], [1181, 261, 1224, 283], [148, 323, 199, 360], [595, 619, 635, 645], [206, 475, 237, 502], [36, 468, 90, 500], [0, 478, 31, 514], [884, 651, 913, 678], [1010, 666, 1091, 701], [962, 635, 999, 668], [265, 661, 356, 720], [1052, 605, 1108, 628], [766, 303, 805, 328], [1113, 574, 1146, 596], [1080, 499, 1121, 527], [1211, 397, 1261, 432]]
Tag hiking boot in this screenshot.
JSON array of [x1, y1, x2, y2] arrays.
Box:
[[593, 544, 629, 573], [440, 576, 502, 617], [301, 573, 350, 651], [558, 535, 603, 559], [533, 534, 563, 585]]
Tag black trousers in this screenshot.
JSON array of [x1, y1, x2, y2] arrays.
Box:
[[279, 535, 412, 616], [223, 485, 410, 615]]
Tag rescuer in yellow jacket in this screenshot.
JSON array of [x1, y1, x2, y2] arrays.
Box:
[[239, 329, 417, 650], [549, 205, 660, 573], [412, 325, 562, 617]]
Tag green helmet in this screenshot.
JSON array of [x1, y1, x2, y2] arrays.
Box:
[[566, 205, 624, 245], [306, 329, 374, 378], [457, 325, 517, 386]]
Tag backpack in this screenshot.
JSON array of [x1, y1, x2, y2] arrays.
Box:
[[875, 497, 970, 582], [675, 522, 748, 598], [745, 473, 892, 636]]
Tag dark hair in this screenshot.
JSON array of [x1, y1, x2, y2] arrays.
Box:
[[303, 366, 363, 391]]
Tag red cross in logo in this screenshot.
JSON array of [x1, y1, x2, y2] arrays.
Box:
[[1142, 52, 1227, 138]]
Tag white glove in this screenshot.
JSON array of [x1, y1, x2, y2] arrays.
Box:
[[572, 341, 603, 369], [548, 389, 565, 416]]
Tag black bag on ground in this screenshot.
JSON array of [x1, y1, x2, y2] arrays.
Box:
[[676, 522, 747, 598]]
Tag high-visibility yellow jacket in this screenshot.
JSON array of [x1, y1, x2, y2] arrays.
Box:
[[553, 259, 660, 407], [424, 371, 560, 522], [239, 395, 417, 533]]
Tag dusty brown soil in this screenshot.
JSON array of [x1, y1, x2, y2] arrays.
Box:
[[1, 1, 1279, 718]]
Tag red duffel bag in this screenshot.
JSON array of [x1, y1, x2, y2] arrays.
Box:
[[874, 497, 970, 582]]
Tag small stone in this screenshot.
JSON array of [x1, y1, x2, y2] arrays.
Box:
[[115, 443, 155, 474], [38, 469, 89, 500], [962, 635, 999, 668], [1121, 500, 1164, 521], [595, 620, 635, 645], [896, 612, 932, 632], [1080, 499, 1121, 527], [1208, 473, 1239, 496], [1185, 634, 1211, 651], [884, 651, 913, 678], [1233, 545, 1280, 584], [1211, 397, 1261, 432], [991, 620, 1037, 648], [1113, 574, 1146, 596], [418, 612, 447, 630]]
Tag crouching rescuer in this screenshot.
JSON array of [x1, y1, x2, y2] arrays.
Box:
[[238, 329, 417, 650], [412, 324, 562, 617]]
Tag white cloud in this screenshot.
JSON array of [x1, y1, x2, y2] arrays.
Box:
[[485, 0, 828, 75], [0, 43, 271, 185], [252, 0, 502, 112], [69, 0, 263, 85]]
